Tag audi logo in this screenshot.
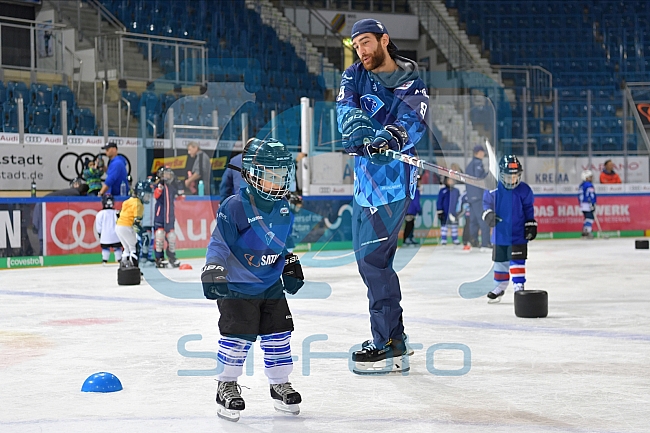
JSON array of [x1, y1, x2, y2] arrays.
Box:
[[67, 137, 84, 145], [25, 136, 43, 143], [50, 209, 99, 250], [58, 152, 132, 182]]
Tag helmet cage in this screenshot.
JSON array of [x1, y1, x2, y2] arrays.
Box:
[[244, 163, 295, 201]]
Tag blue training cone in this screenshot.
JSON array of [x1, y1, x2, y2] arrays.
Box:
[[81, 372, 123, 393]]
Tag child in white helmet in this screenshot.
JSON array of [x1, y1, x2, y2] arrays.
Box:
[[579, 170, 597, 239]]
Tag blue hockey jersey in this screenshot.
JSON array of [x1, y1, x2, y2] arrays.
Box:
[[578, 181, 596, 212], [336, 58, 428, 207], [436, 186, 461, 218], [154, 181, 182, 228], [206, 187, 293, 295], [483, 182, 535, 245]]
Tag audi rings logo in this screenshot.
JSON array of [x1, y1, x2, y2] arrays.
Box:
[[67, 137, 85, 145], [50, 209, 99, 250], [25, 135, 43, 143], [58, 151, 131, 182]]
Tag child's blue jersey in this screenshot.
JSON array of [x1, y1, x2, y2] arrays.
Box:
[[336, 61, 428, 208], [436, 186, 461, 217], [578, 181, 596, 212], [206, 188, 293, 295], [483, 182, 535, 245]]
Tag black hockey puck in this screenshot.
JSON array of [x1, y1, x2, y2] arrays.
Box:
[[514, 290, 548, 318], [635, 240, 649, 249], [117, 266, 141, 285]]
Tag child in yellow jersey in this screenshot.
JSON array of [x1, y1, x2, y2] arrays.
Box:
[[115, 179, 152, 267]]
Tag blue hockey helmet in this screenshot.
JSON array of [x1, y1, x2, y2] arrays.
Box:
[[156, 166, 175, 183], [241, 138, 295, 201], [133, 179, 153, 203], [101, 193, 114, 209], [499, 155, 523, 189]]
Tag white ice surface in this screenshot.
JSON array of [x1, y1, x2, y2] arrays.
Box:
[[1, 238, 650, 433]]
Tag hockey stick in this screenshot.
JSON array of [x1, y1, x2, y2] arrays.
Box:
[[593, 213, 609, 239], [381, 142, 497, 190]]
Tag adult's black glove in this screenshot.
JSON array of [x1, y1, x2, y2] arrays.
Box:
[[437, 210, 447, 226], [482, 209, 501, 228], [201, 263, 229, 300], [282, 253, 304, 295], [525, 220, 538, 241]]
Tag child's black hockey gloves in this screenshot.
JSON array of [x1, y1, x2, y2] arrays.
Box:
[[282, 253, 304, 295], [201, 263, 229, 300]]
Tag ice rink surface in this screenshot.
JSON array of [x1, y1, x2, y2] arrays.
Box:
[[1, 238, 650, 433]]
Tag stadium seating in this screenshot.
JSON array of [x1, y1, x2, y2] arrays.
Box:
[[450, 0, 649, 154], [102, 0, 325, 144]]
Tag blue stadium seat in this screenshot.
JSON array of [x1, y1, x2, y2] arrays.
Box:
[[28, 105, 51, 134], [53, 85, 75, 109], [138, 91, 160, 118], [3, 102, 19, 133], [7, 81, 29, 104], [31, 83, 53, 107], [0, 81, 6, 105], [121, 90, 140, 117], [74, 108, 96, 135]]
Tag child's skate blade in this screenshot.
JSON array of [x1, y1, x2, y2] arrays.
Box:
[[217, 406, 241, 422], [273, 400, 300, 415]]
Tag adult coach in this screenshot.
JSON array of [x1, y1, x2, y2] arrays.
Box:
[[185, 141, 213, 195], [465, 145, 491, 251], [98, 142, 128, 196], [336, 18, 428, 374], [219, 152, 243, 199]]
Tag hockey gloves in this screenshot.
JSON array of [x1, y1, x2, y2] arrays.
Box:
[[282, 253, 304, 295], [368, 124, 408, 155], [482, 209, 502, 228], [437, 210, 447, 226], [525, 220, 538, 241], [201, 263, 229, 300], [341, 108, 374, 155]]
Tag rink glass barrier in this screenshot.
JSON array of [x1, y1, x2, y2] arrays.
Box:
[[1, 190, 650, 268]]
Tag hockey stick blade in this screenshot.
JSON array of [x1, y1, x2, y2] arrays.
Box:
[[382, 150, 493, 190]]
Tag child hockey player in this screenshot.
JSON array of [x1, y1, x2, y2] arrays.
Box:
[[115, 180, 152, 268], [579, 170, 597, 239], [460, 191, 472, 251], [201, 138, 304, 422], [138, 175, 157, 264], [83, 157, 103, 196], [153, 167, 184, 268], [402, 176, 422, 246], [482, 155, 537, 303], [436, 177, 461, 246], [94, 193, 123, 264]]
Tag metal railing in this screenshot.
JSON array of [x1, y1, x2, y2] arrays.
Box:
[[494, 65, 553, 102], [408, 0, 475, 71], [0, 17, 70, 80], [246, 0, 330, 76], [95, 32, 207, 84]]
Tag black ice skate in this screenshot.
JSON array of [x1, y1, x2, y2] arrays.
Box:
[[487, 290, 505, 304], [352, 339, 409, 375], [362, 333, 414, 356], [270, 382, 301, 415], [167, 253, 181, 268], [155, 258, 168, 268], [216, 381, 245, 422]]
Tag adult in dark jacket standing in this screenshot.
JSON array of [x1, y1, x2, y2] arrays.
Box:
[[465, 145, 491, 251]]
